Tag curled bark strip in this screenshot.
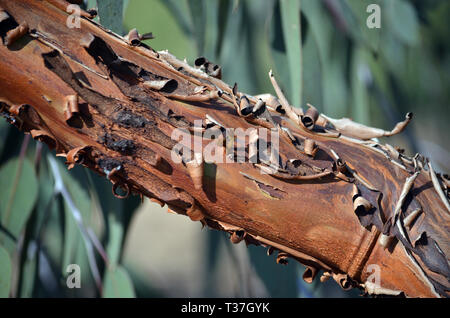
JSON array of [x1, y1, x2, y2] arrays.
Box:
[[303, 266, 318, 284], [369, 144, 409, 172], [149, 197, 165, 207], [255, 94, 282, 113], [186, 200, 205, 221], [304, 138, 318, 157], [167, 90, 219, 102], [330, 149, 358, 183], [143, 79, 177, 92], [428, 162, 450, 213], [166, 205, 178, 215], [320, 272, 332, 283], [379, 171, 420, 249], [252, 99, 265, 115], [112, 182, 130, 199], [205, 114, 224, 128], [351, 184, 360, 201], [267, 246, 275, 256], [106, 164, 122, 181], [332, 273, 353, 290], [30, 129, 57, 150], [65, 145, 92, 169], [276, 252, 289, 265], [345, 163, 378, 192], [194, 56, 222, 79], [301, 104, 319, 130], [0, 9, 9, 23], [126, 28, 141, 46], [384, 143, 401, 160], [5, 21, 28, 46], [46, 0, 96, 18], [364, 281, 403, 296], [64, 94, 79, 122], [8, 104, 23, 116], [403, 208, 422, 229], [238, 95, 252, 117], [186, 153, 204, 190], [7, 103, 40, 126], [316, 115, 328, 127], [353, 196, 373, 214], [216, 221, 242, 232], [268, 70, 302, 122], [230, 230, 246, 244], [322, 112, 413, 140]]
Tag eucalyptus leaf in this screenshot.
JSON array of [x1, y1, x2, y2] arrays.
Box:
[[19, 241, 37, 298], [351, 47, 371, 125], [203, 0, 219, 59], [162, 0, 193, 36], [187, 0, 206, 55], [268, 2, 290, 100], [106, 212, 124, 266], [103, 266, 135, 298], [343, 0, 381, 53], [302, 26, 323, 108], [385, 0, 419, 46], [0, 158, 38, 252], [97, 0, 124, 34], [302, 0, 348, 117], [280, 0, 302, 107], [0, 245, 12, 297]]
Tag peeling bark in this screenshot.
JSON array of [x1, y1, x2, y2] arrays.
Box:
[[0, 0, 449, 297]]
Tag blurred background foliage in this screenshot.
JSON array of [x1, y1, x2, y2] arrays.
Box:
[[0, 0, 449, 298]]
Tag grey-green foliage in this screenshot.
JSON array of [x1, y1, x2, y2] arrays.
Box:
[[96, 0, 125, 34], [0, 246, 12, 297], [0, 158, 38, 252]]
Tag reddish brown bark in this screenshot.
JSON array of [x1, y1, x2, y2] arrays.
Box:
[[0, 0, 448, 297]]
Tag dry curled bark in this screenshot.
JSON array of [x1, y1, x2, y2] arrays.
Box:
[[0, 0, 449, 297]]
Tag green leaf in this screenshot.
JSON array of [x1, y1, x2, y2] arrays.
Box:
[[350, 47, 371, 125], [343, 0, 381, 53], [280, 0, 302, 107], [0, 245, 12, 297], [302, 0, 348, 117], [19, 241, 37, 298], [203, 0, 219, 59], [97, 0, 124, 34], [187, 0, 206, 55], [385, 0, 419, 46], [0, 158, 38, 252], [106, 212, 124, 266], [302, 24, 323, 107], [162, 0, 193, 36], [103, 266, 135, 298], [219, 3, 255, 93]]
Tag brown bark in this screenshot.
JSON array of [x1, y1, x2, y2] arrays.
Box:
[[0, 0, 449, 297]]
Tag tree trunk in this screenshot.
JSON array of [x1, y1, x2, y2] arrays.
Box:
[[0, 0, 448, 297]]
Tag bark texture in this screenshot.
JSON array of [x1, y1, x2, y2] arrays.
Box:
[[0, 0, 449, 297]]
